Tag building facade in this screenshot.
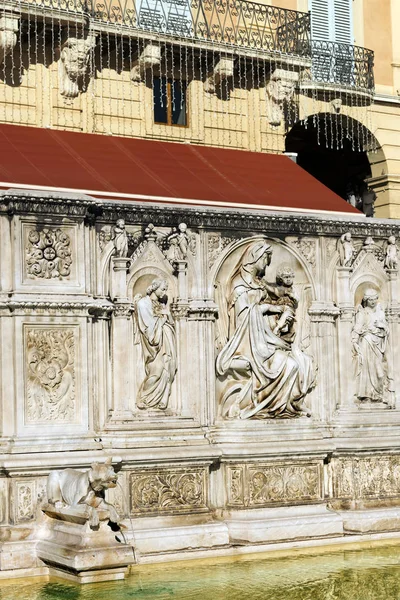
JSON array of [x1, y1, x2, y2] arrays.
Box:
[[0, 0, 399, 216]]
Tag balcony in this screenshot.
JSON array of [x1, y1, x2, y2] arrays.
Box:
[[301, 40, 375, 98]]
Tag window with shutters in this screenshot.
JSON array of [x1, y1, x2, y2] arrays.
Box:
[[309, 0, 354, 85]]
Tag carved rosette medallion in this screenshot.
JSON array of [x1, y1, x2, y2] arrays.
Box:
[[227, 463, 322, 507], [26, 228, 72, 279], [25, 327, 76, 423], [130, 468, 207, 515]]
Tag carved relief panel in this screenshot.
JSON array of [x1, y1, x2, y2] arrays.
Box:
[[16, 221, 84, 291], [16, 321, 88, 434], [332, 455, 400, 503], [214, 237, 316, 420], [129, 466, 208, 516], [226, 462, 323, 508]]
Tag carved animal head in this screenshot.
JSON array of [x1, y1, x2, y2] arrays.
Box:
[[88, 457, 122, 492]]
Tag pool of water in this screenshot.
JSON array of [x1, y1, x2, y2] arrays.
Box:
[[2, 545, 400, 600]]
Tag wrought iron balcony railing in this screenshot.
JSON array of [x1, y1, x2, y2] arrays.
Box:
[[18, 0, 311, 56], [307, 40, 374, 92]]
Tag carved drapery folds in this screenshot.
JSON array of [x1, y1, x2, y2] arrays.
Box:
[[26, 228, 72, 279], [216, 239, 315, 419], [26, 328, 75, 423], [131, 43, 161, 83], [266, 68, 298, 127], [0, 14, 19, 63], [59, 33, 96, 98]]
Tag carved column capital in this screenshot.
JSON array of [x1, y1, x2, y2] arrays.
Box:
[[113, 303, 134, 319], [170, 302, 189, 320], [308, 303, 340, 323], [187, 300, 218, 321], [0, 14, 19, 63]]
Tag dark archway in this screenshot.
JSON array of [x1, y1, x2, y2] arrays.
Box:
[[285, 115, 376, 215]]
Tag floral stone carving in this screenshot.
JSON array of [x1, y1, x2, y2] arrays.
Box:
[[26, 328, 75, 423], [130, 468, 207, 515], [26, 228, 72, 279]]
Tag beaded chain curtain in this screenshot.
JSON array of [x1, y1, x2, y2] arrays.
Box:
[[0, 0, 376, 153]]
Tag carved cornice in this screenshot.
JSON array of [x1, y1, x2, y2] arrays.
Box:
[[0, 300, 113, 317], [2, 193, 400, 238]]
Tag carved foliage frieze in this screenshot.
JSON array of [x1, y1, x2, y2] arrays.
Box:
[[287, 237, 317, 271], [26, 228, 72, 280], [25, 327, 76, 424], [333, 456, 400, 500], [227, 463, 322, 507], [130, 467, 208, 515], [208, 233, 237, 268], [13, 480, 36, 523]]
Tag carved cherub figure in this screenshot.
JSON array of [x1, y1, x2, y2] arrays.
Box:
[[338, 232, 355, 267], [385, 236, 398, 270], [263, 264, 298, 336], [166, 223, 190, 262], [113, 218, 129, 258]]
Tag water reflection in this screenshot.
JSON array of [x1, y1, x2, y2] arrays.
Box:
[[2, 545, 400, 600]]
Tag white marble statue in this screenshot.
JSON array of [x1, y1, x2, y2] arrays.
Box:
[[134, 279, 177, 410], [216, 241, 315, 419], [46, 457, 122, 528], [166, 223, 190, 262], [113, 218, 129, 258], [351, 288, 392, 404], [338, 232, 355, 267], [385, 236, 398, 270]]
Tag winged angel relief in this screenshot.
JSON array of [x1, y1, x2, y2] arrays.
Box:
[[216, 240, 316, 419]]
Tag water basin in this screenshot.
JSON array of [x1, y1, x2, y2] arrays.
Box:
[[2, 544, 400, 599]]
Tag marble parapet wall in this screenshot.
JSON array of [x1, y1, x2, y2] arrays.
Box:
[[1, 190, 400, 576]]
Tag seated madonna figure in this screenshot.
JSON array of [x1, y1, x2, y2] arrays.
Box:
[[216, 241, 315, 419]]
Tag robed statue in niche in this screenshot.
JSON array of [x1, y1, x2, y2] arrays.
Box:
[[351, 288, 393, 406], [216, 240, 315, 419], [134, 279, 177, 410]]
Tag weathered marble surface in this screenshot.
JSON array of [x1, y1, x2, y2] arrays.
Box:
[[1, 190, 400, 579]]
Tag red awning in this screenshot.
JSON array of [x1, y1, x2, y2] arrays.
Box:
[[0, 124, 359, 215]]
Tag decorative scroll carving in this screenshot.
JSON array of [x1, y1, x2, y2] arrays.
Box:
[[204, 57, 234, 94], [130, 468, 207, 515], [351, 289, 394, 407], [384, 236, 398, 270], [207, 233, 237, 268], [227, 463, 321, 507], [26, 328, 75, 423], [131, 43, 161, 82], [216, 241, 315, 419], [289, 237, 316, 271], [26, 228, 72, 279], [338, 232, 355, 267], [133, 279, 176, 410], [266, 68, 298, 127], [15, 481, 36, 523], [0, 14, 19, 63], [333, 456, 400, 500], [59, 34, 96, 98]]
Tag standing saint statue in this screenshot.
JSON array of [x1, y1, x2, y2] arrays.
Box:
[[113, 219, 129, 258], [216, 241, 315, 419], [351, 288, 393, 404], [134, 279, 177, 410]]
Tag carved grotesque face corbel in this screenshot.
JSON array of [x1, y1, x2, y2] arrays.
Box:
[[59, 35, 96, 98]]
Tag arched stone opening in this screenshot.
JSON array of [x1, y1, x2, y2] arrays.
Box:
[[285, 114, 384, 216]]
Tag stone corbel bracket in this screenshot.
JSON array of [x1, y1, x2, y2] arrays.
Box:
[[131, 43, 161, 83], [0, 13, 19, 64], [266, 68, 299, 127], [204, 57, 235, 94], [59, 32, 97, 99]]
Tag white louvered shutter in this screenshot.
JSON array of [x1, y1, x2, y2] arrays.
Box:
[[333, 0, 353, 43], [310, 0, 332, 41]]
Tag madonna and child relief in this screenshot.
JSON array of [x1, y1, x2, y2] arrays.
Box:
[[215, 239, 316, 420]]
